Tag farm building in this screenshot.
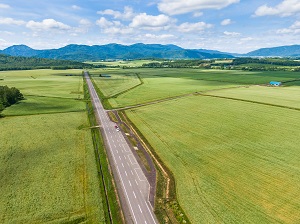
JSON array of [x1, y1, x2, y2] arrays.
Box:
[[99, 74, 111, 77], [269, 81, 282, 86]]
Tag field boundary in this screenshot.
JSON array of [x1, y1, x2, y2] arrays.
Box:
[[198, 93, 300, 111]]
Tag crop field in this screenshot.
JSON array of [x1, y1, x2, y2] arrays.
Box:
[[205, 85, 300, 109], [91, 68, 300, 108], [90, 71, 141, 97], [0, 70, 104, 223], [126, 94, 300, 223]]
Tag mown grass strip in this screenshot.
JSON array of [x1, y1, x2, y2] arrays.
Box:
[[84, 78, 123, 224]]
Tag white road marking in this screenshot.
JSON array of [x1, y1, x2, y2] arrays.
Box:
[[119, 156, 121, 160], [135, 168, 147, 181], [135, 179, 139, 185], [128, 180, 131, 186], [138, 204, 143, 213], [125, 171, 128, 176], [116, 150, 118, 154], [133, 191, 136, 198], [128, 154, 137, 165], [131, 170, 134, 175], [122, 163, 124, 168]]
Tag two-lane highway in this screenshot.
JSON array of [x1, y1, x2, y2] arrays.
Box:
[[85, 72, 157, 224]]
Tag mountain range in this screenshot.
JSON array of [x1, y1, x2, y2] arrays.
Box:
[[1, 43, 300, 61]]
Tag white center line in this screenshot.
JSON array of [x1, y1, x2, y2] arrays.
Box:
[[138, 204, 143, 213]]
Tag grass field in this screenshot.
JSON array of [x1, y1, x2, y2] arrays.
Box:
[[90, 68, 299, 108], [126, 94, 300, 223], [90, 71, 141, 97], [206, 85, 300, 109], [0, 70, 105, 223]]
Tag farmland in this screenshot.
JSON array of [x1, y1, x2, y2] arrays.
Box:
[[126, 94, 300, 223], [90, 68, 300, 108], [0, 70, 105, 223], [94, 67, 300, 223]]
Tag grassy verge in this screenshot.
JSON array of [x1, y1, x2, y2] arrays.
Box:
[[89, 74, 113, 110], [120, 111, 190, 224], [84, 79, 123, 224]]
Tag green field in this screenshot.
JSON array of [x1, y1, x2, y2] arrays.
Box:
[[206, 85, 300, 109], [0, 70, 105, 223], [126, 95, 300, 223], [91, 68, 300, 108], [90, 70, 141, 97]]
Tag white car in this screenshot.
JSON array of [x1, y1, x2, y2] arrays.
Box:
[[115, 125, 120, 131]]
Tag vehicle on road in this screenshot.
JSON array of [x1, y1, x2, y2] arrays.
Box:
[[115, 125, 120, 131]]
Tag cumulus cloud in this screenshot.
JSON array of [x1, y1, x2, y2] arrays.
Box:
[[255, 0, 300, 17], [26, 19, 71, 31], [0, 17, 26, 26], [144, 33, 175, 39], [96, 17, 133, 34], [277, 21, 300, 34], [193, 12, 203, 17], [221, 19, 232, 26], [130, 13, 175, 29], [158, 0, 239, 15], [0, 3, 10, 9], [97, 6, 135, 20], [177, 22, 212, 32], [223, 31, 240, 36]]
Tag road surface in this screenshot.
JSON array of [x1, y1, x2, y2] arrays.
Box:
[[85, 72, 157, 224]]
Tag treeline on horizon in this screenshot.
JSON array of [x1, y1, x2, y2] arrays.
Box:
[[0, 54, 95, 71], [141, 58, 300, 71], [0, 85, 24, 114]]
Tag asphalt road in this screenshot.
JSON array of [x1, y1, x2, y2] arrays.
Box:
[[85, 72, 157, 224]]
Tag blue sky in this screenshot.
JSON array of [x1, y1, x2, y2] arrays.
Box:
[[0, 0, 300, 53]]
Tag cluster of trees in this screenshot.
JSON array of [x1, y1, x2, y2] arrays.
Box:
[[0, 54, 94, 71], [0, 85, 24, 114], [231, 58, 300, 66]]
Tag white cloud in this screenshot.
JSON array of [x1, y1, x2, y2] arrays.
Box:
[[79, 19, 92, 26], [221, 19, 232, 26], [97, 6, 135, 20], [277, 21, 300, 34], [193, 12, 203, 17], [72, 5, 81, 10], [158, 0, 240, 15], [0, 4, 10, 9], [130, 13, 175, 29], [26, 19, 71, 31], [223, 31, 240, 36], [144, 33, 175, 39], [255, 0, 300, 17], [177, 22, 212, 32], [0, 17, 26, 26], [96, 17, 113, 28]]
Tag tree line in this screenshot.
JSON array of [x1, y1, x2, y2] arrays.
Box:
[[0, 85, 24, 114], [0, 54, 94, 71]]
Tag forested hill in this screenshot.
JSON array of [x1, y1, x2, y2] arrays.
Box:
[[0, 43, 234, 61], [0, 54, 93, 70]]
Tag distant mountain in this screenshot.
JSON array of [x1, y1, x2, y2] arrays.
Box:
[[2, 45, 41, 57], [246, 45, 300, 57], [0, 43, 234, 61]]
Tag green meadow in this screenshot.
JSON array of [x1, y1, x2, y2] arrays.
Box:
[[126, 95, 300, 223], [91, 68, 300, 108], [99, 68, 300, 223], [0, 70, 104, 223]]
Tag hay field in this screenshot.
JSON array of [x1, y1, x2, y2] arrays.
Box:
[[0, 70, 104, 223], [90, 71, 141, 97], [91, 68, 299, 108], [126, 95, 300, 223], [206, 85, 300, 109]]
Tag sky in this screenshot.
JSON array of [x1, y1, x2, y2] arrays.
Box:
[[1, 0, 300, 53]]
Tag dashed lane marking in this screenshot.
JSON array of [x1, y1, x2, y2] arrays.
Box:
[[128, 154, 137, 165], [134, 168, 147, 181]]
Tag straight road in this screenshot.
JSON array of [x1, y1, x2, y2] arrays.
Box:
[[85, 72, 157, 224]]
